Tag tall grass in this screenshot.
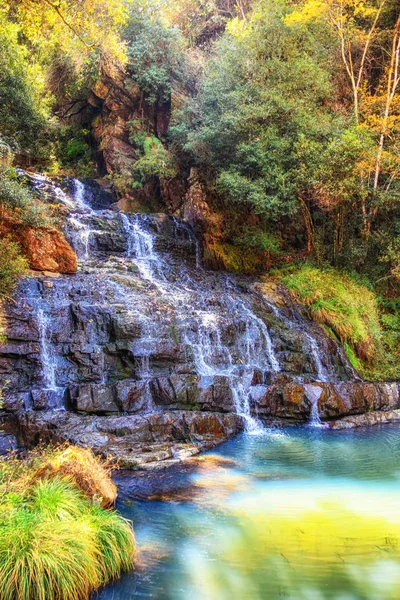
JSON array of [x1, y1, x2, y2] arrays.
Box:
[[281, 265, 400, 380], [282, 265, 381, 360], [0, 450, 135, 600]]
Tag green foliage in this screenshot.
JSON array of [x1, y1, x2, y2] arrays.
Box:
[[0, 12, 50, 157], [176, 0, 337, 220], [0, 449, 135, 600], [233, 228, 281, 254], [128, 126, 177, 186], [204, 240, 273, 273], [281, 265, 400, 380], [0, 237, 29, 300], [282, 265, 381, 356], [0, 168, 52, 228], [56, 127, 95, 176], [124, 3, 186, 104]]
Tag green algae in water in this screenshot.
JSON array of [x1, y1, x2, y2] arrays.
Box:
[[99, 425, 400, 599]]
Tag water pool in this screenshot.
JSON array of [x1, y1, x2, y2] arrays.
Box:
[[98, 424, 400, 599]]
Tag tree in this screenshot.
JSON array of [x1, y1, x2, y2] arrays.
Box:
[[179, 0, 339, 229], [0, 12, 49, 155], [286, 0, 400, 238], [123, 4, 187, 105], [5, 0, 127, 60]]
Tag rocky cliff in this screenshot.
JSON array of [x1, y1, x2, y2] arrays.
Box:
[[1, 175, 399, 469]]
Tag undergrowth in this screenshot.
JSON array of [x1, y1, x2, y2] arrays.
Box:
[[0, 237, 29, 300]]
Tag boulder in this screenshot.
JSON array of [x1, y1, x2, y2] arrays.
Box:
[[70, 384, 119, 414], [22, 227, 77, 273]]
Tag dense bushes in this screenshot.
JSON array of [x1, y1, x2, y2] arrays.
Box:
[[0, 168, 52, 228], [0, 446, 135, 600]]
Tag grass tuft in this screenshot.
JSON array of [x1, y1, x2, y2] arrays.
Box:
[[0, 447, 135, 600], [282, 265, 381, 360]]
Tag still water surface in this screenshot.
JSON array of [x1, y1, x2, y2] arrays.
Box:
[[99, 424, 400, 599]]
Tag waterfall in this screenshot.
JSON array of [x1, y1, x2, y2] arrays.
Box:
[[15, 174, 354, 436], [36, 309, 57, 390], [72, 179, 93, 212], [305, 333, 329, 382], [67, 216, 92, 260], [118, 213, 281, 431], [232, 297, 280, 372], [304, 385, 326, 428], [263, 297, 331, 383], [120, 213, 166, 282], [64, 179, 98, 260]]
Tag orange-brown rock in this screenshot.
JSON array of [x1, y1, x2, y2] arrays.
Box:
[[1, 218, 77, 273], [20, 227, 77, 273]]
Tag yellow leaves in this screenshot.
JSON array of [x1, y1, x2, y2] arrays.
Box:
[[284, 1, 329, 26], [226, 16, 247, 38], [12, 0, 129, 62]]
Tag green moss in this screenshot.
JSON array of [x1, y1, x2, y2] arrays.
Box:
[[343, 342, 362, 371], [204, 241, 263, 274]]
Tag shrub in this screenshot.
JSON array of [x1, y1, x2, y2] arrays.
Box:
[[128, 130, 177, 186], [0, 237, 29, 300], [0, 446, 135, 600], [233, 229, 281, 254], [0, 168, 52, 228], [32, 446, 117, 508]]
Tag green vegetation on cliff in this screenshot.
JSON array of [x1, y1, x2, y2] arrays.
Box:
[[0, 238, 28, 300], [0, 446, 135, 600], [282, 265, 400, 380]]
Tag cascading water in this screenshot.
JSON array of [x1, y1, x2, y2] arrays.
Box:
[[11, 173, 355, 436], [36, 308, 57, 391], [65, 179, 99, 261], [120, 213, 166, 282], [118, 218, 282, 431], [263, 297, 333, 383], [304, 384, 326, 428], [304, 333, 328, 382]]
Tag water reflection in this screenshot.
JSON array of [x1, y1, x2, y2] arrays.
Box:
[[98, 424, 400, 599]]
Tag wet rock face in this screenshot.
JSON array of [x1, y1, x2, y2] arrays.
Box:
[[13, 410, 245, 470], [1, 174, 396, 469], [252, 382, 400, 424]]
